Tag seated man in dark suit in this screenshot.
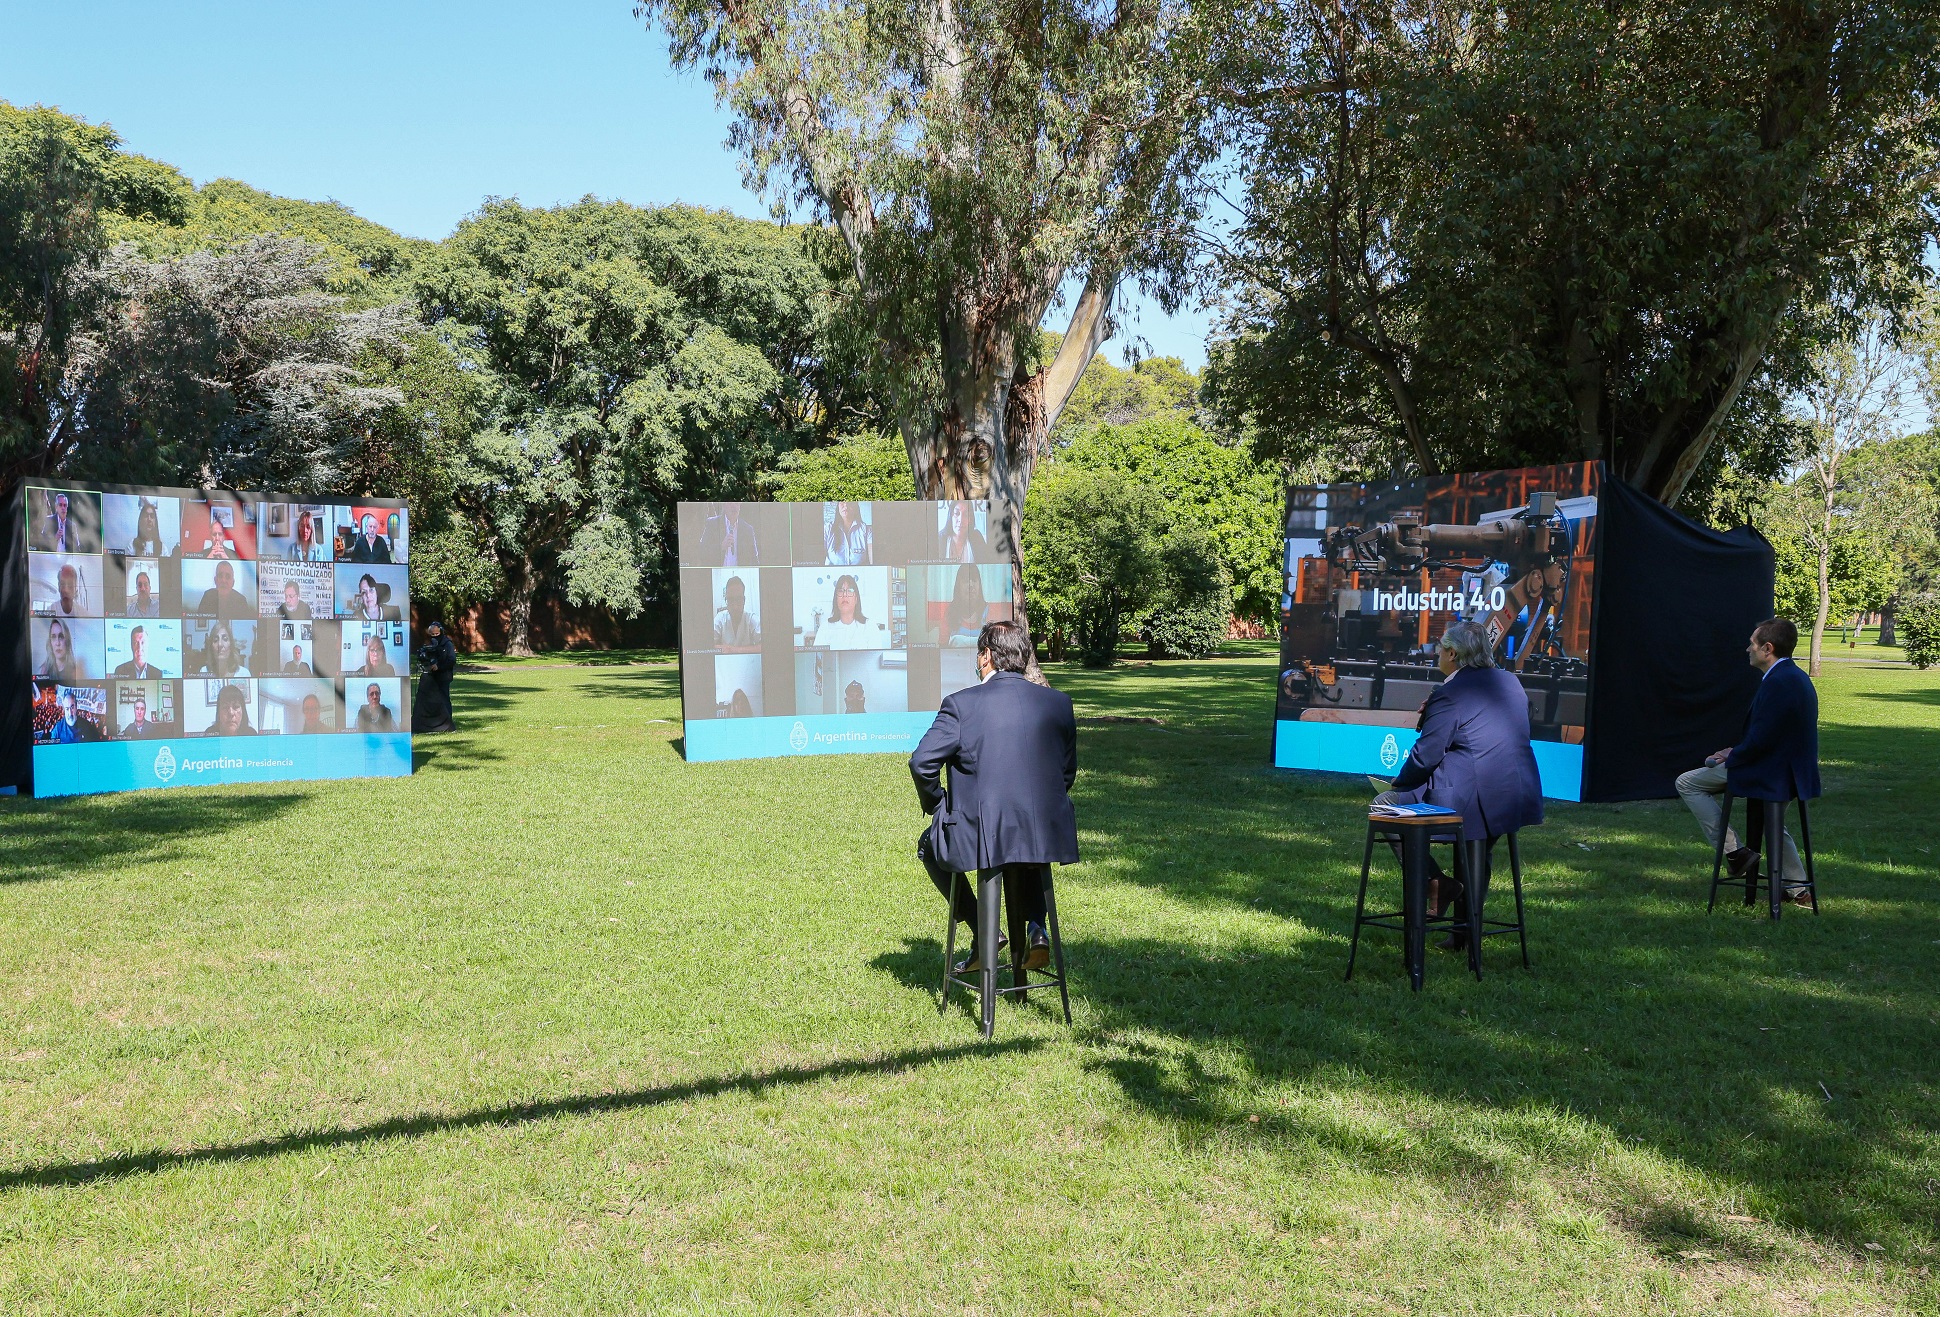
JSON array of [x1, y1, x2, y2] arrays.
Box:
[[1373, 620, 1544, 950], [911, 620, 1078, 973], [1676, 617, 1819, 906]]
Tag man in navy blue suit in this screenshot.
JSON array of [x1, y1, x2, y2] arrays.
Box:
[[1676, 617, 1820, 906], [1374, 620, 1545, 950], [911, 620, 1079, 974]]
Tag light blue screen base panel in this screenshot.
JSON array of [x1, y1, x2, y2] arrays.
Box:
[[686, 712, 939, 763], [32, 734, 412, 797], [1272, 720, 1584, 802]]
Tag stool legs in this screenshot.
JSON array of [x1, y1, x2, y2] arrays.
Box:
[[1041, 868, 1073, 1025], [939, 905, 958, 1014], [1765, 800, 1785, 921], [1707, 792, 1734, 913], [978, 871, 1001, 1039], [1507, 833, 1530, 969], [1401, 826, 1430, 992], [1346, 824, 1376, 982], [1798, 800, 1819, 913], [1461, 839, 1487, 982]]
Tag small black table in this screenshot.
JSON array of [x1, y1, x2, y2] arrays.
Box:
[[1347, 811, 1472, 991]]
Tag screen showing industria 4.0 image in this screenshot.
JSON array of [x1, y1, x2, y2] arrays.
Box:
[[676, 500, 1014, 762], [15, 481, 412, 796], [1273, 462, 1600, 800]]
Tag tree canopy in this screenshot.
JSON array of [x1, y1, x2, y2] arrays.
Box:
[[1199, 0, 1940, 508]]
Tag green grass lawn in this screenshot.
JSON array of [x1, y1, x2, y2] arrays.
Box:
[[0, 653, 1935, 1314]]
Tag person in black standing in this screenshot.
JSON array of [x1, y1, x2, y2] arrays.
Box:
[[413, 620, 458, 733], [910, 620, 1078, 975]]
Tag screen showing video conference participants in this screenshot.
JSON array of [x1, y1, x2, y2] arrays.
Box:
[[676, 500, 1012, 761], [20, 481, 411, 795]]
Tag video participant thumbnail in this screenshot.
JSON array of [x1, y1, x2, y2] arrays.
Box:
[[111, 678, 178, 739], [341, 620, 406, 677], [336, 506, 407, 563], [795, 649, 909, 715], [259, 503, 335, 562], [102, 493, 180, 558], [914, 563, 1013, 647], [32, 617, 104, 684], [113, 557, 169, 617], [24, 485, 102, 554], [32, 681, 108, 744], [185, 617, 259, 678], [259, 560, 334, 618], [793, 567, 895, 649], [934, 499, 1003, 563], [681, 501, 785, 567], [258, 678, 339, 734], [272, 619, 336, 677], [182, 558, 258, 618], [29, 552, 104, 618], [336, 564, 407, 621], [712, 653, 763, 718], [185, 678, 258, 736], [106, 618, 184, 679], [183, 494, 258, 560], [348, 677, 405, 732]]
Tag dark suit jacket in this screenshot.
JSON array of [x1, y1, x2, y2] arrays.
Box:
[[1391, 665, 1544, 840], [113, 660, 159, 679], [348, 534, 393, 564], [910, 671, 1079, 872], [196, 587, 252, 618], [1727, 658, 1820, 801], [698, 514, 758, 566]]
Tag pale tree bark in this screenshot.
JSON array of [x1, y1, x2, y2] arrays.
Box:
[[503, 555, 537, 659]]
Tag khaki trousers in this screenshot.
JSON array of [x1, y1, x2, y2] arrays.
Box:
[[1675, 762, 1806, 891]]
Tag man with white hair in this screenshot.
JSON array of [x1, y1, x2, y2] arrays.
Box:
[[1373, 620, 1544, 952]]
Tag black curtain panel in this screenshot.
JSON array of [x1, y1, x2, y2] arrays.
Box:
[[1582, 477, 1774, 802], [0, 486, 31, 791]]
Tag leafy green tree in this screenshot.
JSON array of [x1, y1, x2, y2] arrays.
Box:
[[1138, 520, 1232, 659], [1052, 415, 1283, 622], [768, 429, 917, 502], [637, 0, 1219, 668], [414, 199, 838, 654], [0, 101, 190, 495], [1899, 594, 1940, 669], [1054, 352, 1199, 437], [1199, 0, 1940, 507]]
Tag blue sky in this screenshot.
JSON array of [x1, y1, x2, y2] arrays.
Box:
[[0, 0, 1211, 368]]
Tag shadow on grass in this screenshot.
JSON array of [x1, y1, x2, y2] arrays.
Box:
[[0, 1039, 1039, 1192], [1857, 687, 1940, 707], [1046, 716, 1940, 1258], [0, 790, 314, 885], [584, 668, 682, 704]]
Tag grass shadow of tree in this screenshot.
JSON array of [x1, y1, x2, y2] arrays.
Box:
[[0, 789, 314, 885]]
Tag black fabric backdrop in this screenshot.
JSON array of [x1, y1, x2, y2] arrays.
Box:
[[0, 486, 31, 791], [1582, 476, 1774, 802]]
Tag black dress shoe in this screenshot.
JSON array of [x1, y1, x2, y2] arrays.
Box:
[[954, 935, 1008, 975], [1023, 922, 1051, 971], [1435, 933, 1470, 953], [1726, 847, 1757, 879]]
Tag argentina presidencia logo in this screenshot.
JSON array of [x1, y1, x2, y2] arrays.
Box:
[[153, 745, 177, 782], [788, 721, 810, 752], [1379, 734, 1400, 771]]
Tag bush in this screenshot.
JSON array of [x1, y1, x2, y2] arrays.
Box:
[[1023, 466, 1169, 667], [1901, 594, 1940, 669], [1140, 523, 1231, 658], [767, 430, 917, 502]]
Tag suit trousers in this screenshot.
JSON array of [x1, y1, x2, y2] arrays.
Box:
[[1675, 762, 1805, 891], [916, 828, 1047, 937]]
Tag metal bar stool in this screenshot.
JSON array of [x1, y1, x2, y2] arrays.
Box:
[[1457, 834, 1530, 973], [1707, 793, 1818, 919], [1347, 812, 1471, 991], [939, 866, 1072, 1038]]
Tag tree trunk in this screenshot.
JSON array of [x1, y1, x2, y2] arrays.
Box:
[[505, 556, 537, 659], [1810, 537, 1831, 677], [1879, 597, 1897, 645]]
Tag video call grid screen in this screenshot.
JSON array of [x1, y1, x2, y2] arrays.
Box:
[[18, 480, 413, 795], [1272, 461, 1601, 800], [676, 500, 1014, 761]]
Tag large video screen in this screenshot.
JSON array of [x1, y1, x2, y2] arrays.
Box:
[[14, 481, 412, 796], [676, 500, 1014, 761], [1273, 462, 1600, 800]]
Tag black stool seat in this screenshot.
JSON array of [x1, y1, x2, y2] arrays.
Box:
[[939, 866, 1072, 1038], [1707, 792, 1818, 919], [1347, 814, 1529, 990]]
